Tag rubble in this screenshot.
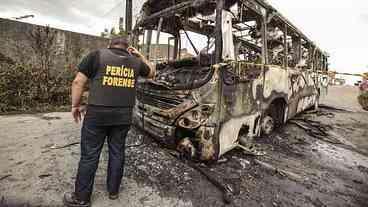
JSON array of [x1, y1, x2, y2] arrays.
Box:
[[253, 159, 304, 182], [0, 174, 12, 181], [288, 119, 342, 144]]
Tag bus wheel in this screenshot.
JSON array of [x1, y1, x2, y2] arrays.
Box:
[[261, 115, 274, 135], [261, 99, 286, 136]]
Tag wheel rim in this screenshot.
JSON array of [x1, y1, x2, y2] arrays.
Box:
[[262, 116, 274, 135]]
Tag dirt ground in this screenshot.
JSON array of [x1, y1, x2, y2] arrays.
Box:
[[1, 85, 368, 207]]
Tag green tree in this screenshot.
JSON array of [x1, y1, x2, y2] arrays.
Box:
[[100, 27, 127, 38], [100, 28, 109, 38]]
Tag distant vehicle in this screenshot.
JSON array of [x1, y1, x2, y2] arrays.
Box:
[[355, 80, 362, 86], [359, 79, 368, 92], [358, 79, 368, 111], [334, 78, 346, 86], [132, 0, 329, 161]]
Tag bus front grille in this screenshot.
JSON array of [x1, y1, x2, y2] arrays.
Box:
[[137, 91, 184, 109]]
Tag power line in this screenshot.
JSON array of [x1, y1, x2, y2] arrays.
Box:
[[86, 1, 123, 29], [101, 2, 123, 19]]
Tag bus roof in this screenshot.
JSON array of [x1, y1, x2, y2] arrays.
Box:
[[136, 0, 327, 55]]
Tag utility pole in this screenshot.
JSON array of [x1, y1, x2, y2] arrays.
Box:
[[119, 17, 124, 34], [125, 0, 133, 33]]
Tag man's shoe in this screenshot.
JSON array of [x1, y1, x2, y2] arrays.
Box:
[[63, 192, 90, 207], [108, 192, 119, 200]]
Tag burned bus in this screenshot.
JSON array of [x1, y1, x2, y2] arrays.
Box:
[[132, 0, 329, 161]]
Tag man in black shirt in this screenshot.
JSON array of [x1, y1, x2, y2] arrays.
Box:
[[63, 36, 155, 207]]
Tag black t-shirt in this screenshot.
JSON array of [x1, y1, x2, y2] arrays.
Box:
[[78, 48, 150, 126]]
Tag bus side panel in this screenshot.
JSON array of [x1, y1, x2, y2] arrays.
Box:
[[217, 62, 264, 156], [215, 63, 320, 157], [287, 69, 319, 119], [262, 66, 290, 111], [262, 66, 319, 121]]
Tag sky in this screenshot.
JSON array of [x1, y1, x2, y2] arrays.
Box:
[[0, 0, 367, 74]]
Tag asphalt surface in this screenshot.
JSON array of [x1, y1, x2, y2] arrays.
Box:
[[0, 85, 367, 207]]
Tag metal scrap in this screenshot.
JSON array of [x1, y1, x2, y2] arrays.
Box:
[[0, 174, 12, 181], [288, 119, 342, 144], [42, 141, 80, 153], [254, 159, 304, 182], [166, 150, 237, 204]]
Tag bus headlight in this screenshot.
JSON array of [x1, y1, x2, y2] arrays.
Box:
[[176, 104, 215, 129]]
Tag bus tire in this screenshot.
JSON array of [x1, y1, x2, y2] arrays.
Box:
[[261, 115, 274, 135], [261, 98, 286, 135]]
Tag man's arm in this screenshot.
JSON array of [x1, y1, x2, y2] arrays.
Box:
[[140, 55, 156, 79], [128, 47, 156, 79], [71, 72, 88, 123]]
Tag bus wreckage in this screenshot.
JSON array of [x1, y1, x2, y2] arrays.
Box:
[[132, 0, 329, 161]]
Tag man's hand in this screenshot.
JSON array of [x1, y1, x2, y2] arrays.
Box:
[[72, 106, 86, 124], [128, 46, 156, 79], [128, 46, 144, 58], [71, 72, 88, 124]]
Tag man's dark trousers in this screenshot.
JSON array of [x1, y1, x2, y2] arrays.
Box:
[[74, 118, 130, 201]]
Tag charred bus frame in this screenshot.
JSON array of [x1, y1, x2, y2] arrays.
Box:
[[132, 0, 329, 161]]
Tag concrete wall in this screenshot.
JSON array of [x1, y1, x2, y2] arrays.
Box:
[[0, 18, 109, 73]]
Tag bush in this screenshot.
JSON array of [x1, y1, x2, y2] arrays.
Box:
[[0, 63, 74, 113], [358, 91, 368, 111]]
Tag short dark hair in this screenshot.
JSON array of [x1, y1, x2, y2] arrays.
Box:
[[109, 35, 130, 49]]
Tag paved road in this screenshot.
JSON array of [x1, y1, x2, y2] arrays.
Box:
[[0, 113, 191, 207], [321, 85, 364, 112], [1, 85, 367, 207]]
